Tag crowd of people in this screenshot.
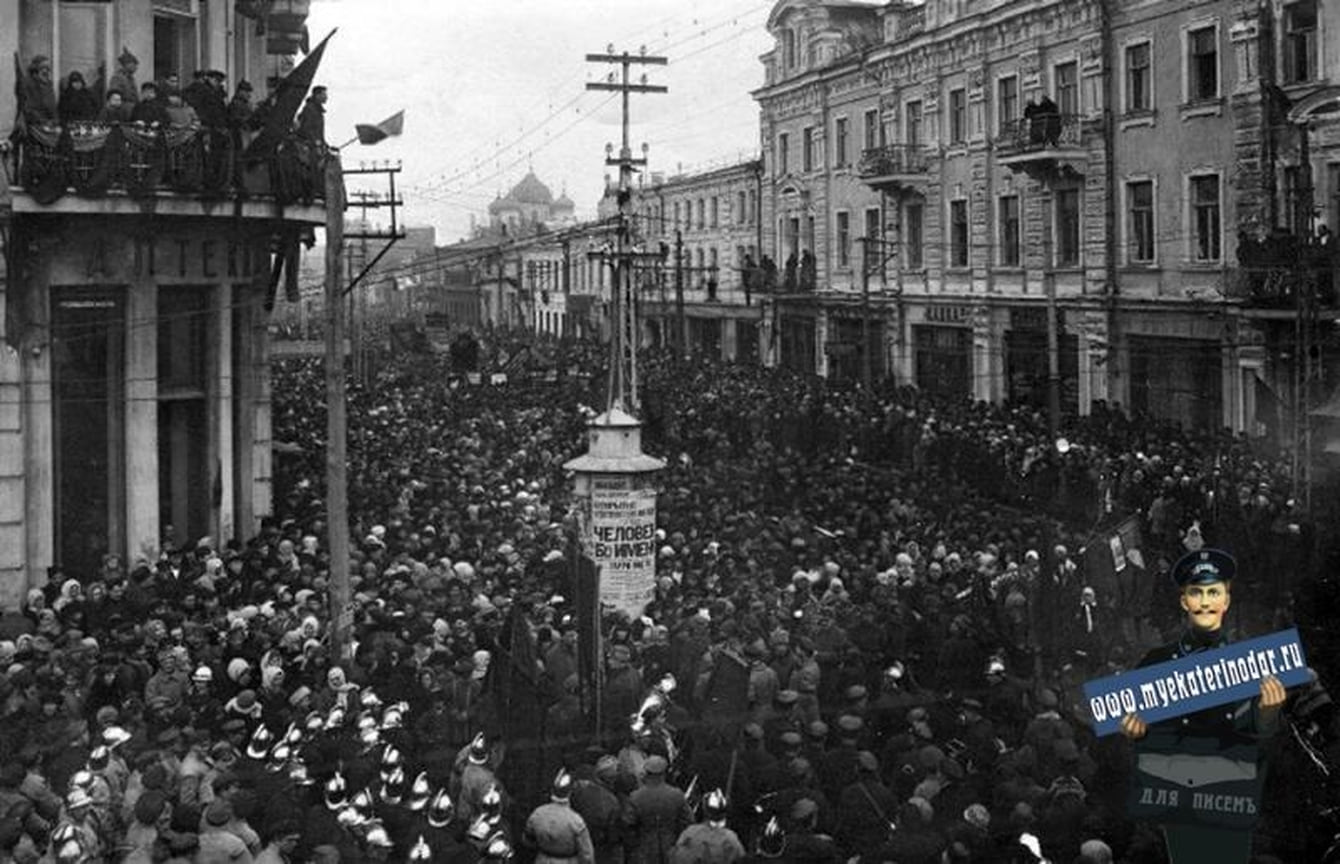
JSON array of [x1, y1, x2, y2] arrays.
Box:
[[0, 333, 1336, 863], [20, 50, 255, 130]]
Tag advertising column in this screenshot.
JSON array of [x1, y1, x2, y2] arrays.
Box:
[[588, 474, 658, 619]]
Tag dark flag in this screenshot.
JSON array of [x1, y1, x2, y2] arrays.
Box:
[[492, 603, 545, 816], [11, 52, 27, 141], [243, 29, 335, 160], [1255, 374, 1282, 440], [701, 648, 750, 726], [573, 552, 602, 721], [353, 110, 404, 146]]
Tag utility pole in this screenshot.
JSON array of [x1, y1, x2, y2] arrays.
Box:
[[323, 155, 351, 663], [675, 229, 686, 358], [586, 47, 667, 412], [1045, 195, 1061, 436], [859, 236, 873, 389], [569, 45, 668, 741], [326, 161, 404, 662]]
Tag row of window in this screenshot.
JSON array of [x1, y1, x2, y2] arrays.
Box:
[[774, 3, 1320, 172], [815, 173, 1223, 272], [664, 189, 759, 233]]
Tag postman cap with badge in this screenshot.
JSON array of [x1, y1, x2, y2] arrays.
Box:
[[1170, 548, 1236, 589]]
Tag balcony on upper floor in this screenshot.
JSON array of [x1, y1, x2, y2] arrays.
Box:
[[857, 144, 931, 195], [995, 113, 1087, 182], [236, 0, 313, 55], [4, 120, 328, 223], [1230, 229, 1338, 313]]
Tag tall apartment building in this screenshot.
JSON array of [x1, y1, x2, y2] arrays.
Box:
[[634, 160, 766, 361], [0, 0, 322, 603], [755, 0, 1340, 437]]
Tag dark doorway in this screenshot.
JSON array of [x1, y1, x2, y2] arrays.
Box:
[[914, 324, 971, 399], [52, 290, 125, 578]]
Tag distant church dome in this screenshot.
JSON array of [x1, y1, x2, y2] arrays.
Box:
[[507, 170, 554, 206]]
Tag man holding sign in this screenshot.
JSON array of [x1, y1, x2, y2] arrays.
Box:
[[1116, 548, 1290, 864]]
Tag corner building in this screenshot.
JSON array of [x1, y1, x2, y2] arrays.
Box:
[[755, 0, 1340, 434], [0, 0, 323, 603]]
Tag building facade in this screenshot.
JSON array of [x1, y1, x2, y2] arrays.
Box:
[[755, 0, 1340, 435], [633, 160, 767, 362], [0, 0, 322, 603]]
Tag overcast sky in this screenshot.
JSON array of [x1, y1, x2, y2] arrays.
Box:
[[305, 0, 778, 244]]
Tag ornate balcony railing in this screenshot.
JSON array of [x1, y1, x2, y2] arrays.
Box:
[[995, 113, 1084, 158], [6, 121, 327, 207], [857, 144, 931, 180], [1230, 231, 1338, 308]]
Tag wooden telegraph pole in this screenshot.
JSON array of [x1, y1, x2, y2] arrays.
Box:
[[323, 155, 352, 661], [567, 47, 668, 738]]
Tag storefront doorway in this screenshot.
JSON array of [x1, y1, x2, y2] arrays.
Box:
[[52, 289, 125, 577]]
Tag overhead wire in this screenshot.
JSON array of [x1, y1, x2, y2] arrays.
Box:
[[402, 2, 772, 203]]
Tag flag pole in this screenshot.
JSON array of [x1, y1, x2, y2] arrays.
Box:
[[336, 135, 359, 150]]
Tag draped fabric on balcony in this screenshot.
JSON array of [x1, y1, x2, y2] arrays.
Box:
[[8, 121, 324, 205], [20, 123, 70, 205], [69, 124, 122, 197], [121, 123, 166, 197]]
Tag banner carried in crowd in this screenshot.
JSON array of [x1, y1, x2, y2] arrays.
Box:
[[1083, 628, 1310, 737], [588, 475, 659, 618]]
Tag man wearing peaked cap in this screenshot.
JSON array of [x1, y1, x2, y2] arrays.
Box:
[[521, 770, 595, 864], [569, 756, 622, 863], [1120, 547, 1289, 864], [627, 754, 691, 864], [836, 750, 898, 855], [784, 796, 841, 862]]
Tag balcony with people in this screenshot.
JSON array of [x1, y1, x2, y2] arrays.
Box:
[[857, 143, 931, 195], [4, 26, 326, 223], [995, 95, 1087, 181], [1232, 226, 1338, 310]]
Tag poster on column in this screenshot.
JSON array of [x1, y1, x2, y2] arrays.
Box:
[[589, 475, 658, 618]]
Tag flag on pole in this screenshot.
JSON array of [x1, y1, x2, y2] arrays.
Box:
[[244, 29, 336, 160], [354, 110, 404, 146], [11, 52, 28, 140]]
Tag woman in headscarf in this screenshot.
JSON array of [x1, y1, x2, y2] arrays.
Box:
[[21, 587, 46, 630], [315, 666, 359, 714], [54, 579, 87, 631], [258, 663, 290, 729], [58, 70, 100, 123]]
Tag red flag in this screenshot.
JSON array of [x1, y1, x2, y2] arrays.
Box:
[[354, 110, 404, 146], [244, 29, 335, 160], [12, 52, 27, 139]]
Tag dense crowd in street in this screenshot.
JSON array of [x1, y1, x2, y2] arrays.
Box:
[[0, 332, 1336, 864]]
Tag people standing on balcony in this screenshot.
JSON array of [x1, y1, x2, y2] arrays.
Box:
[[783, 252, 798, 292], [229, 82, 256, 130], [108, 48, 140, 108], [297, 85, 328, 147], [156, 73, 181, 110], [1024, 95, 1042, 145], [183, 70, 213, 117], [131, 83, 169, 126], [196, 71, 230, 128], [761, 255, 778, 293], [21, 56, 57, 125], [1038, 93, 1061, 147], [98, 89, 133, 124], [800, 250, 817, 292], [58, 71, 100, 124], [164, 90, 199, 128]]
